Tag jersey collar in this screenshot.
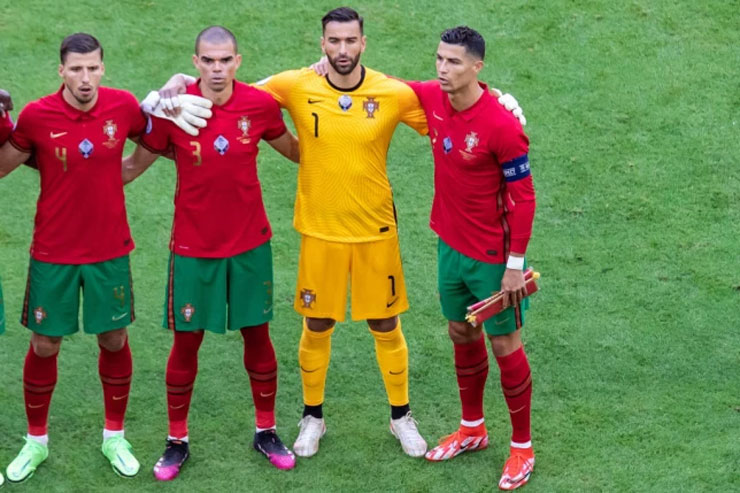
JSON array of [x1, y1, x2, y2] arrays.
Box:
[[442, 82, 491, 122], [190, 78, 242, 109], [55, 84, 104, 121], [325, 65, 366, 93]]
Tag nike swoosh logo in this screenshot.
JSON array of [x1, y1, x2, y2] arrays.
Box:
[[386, 298, 399, 308], [263, 307, 273, 314], [112, 395, 128, 401], [259, 391, 275, 397], [389, 369, 405, 375], [308, 99, 323, 104], [28, 404, 45, 409], [432, 111, 444, 121], [112, 313, 128, 321], [50, 131, 68, 139], [169, 404, 186, 410], [495, 317, 510, 325], [300, 366, 319, 373]]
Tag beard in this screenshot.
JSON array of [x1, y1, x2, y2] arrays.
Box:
[[67, 83, 95, 104], [327, 53, 360, 75]]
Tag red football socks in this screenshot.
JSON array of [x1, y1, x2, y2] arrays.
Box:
[[241, 323, 277, 429], [23, 344, 58, 436], [495, 346, 532, 443], [98, 338, 133, 431], [166, 330, 204, 438], [454, 335, 489, 422]]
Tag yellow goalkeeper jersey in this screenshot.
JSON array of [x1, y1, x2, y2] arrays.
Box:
[[256, 67, 428, 242]]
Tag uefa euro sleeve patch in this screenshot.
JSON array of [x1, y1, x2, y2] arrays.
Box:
[[502, 155, 530, 182]]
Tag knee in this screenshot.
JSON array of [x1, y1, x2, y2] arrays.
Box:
[[98, 328, 128, 352], [367, 316, 398, 333], [488, 331, 521, 357], [447, 321, 480, 344], [306, 317, 335, 333], [31, 334, 63, 357]]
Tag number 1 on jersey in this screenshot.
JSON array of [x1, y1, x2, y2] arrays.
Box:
[[311, 112, 319, 138]]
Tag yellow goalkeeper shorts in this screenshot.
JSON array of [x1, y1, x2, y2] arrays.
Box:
[[294, 234, 408, 322]]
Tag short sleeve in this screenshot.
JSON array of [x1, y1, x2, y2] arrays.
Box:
[[261, 94, 287, 141], [253, 70, 302, 107], [0, 111, 13, 145], [139, 116, 172, 154], [491, 116, 530, 182], [123, 91, 147, 138], [8, 104, 36, 152], [396, 83, 428, 136]]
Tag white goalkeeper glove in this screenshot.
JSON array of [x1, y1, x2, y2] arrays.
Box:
[[491, 88, 526, 126], [140, 91, 213, 136]]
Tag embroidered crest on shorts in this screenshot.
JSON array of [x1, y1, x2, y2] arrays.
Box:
[[363, 97, 379, 118], [181, 303, 195, 322], [103, 119, 120, 148], [300, 289, 316, 308], [338, 94, 352, 112], [237, 116, 251, 144], [33, 306, 47, 324], [78, 138, 94, 158], [214, 135, 229, 155]]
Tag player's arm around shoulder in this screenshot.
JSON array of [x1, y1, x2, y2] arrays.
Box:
[[252, 68, 309, 108], [122, 143, 160, 185], [392, 77, 428, 136], [0, 93, 32, 179]]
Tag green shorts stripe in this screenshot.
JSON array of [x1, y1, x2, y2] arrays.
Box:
[[21, 255, 135, 337], [437, 238, 528, 336], [163, 241, 274, 333]]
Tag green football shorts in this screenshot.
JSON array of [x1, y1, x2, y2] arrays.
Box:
[[163, 241, 274, 333], [21, 255, 134, 337], [437, 239, 528, 336]]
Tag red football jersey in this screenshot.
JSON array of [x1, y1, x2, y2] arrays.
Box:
[[0, 111, 13, 144], [9, 86, 146, 264], [408, 81, 535, 263], [140, 80, 287, 258]]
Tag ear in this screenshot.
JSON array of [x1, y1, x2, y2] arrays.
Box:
[[235, 53, 243, 71], [58, 64, 64, 78], [100, 62, 106, 77], [473, 59, 484, 75], [320, 36, 326, 54], [360, 35, 367, 54], [192, 53, 199, 69]]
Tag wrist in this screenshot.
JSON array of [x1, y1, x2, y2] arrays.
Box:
[[506, 255, 524, 270]]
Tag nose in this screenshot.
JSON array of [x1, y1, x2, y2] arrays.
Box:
[[81, 68, 91, 83]]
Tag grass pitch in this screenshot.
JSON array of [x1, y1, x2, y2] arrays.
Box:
[[0, 1, 738, 491]]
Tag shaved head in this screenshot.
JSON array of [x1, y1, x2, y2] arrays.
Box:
[[195, 25, 238, 54]]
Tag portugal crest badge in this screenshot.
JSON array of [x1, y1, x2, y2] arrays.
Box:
[[363, 97, 379, 118], [237, 116, 251, 144], [102, 120, 120, 148], [299, 289, 316, 309], [181, 303, 196, 323], [464, 131, 479, 153]]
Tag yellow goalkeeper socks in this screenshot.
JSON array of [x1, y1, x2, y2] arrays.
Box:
[[298, 319, 334, 406], [370, 320, 409, 406]]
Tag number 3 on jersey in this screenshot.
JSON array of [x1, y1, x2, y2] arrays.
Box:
[[189, 141, 202, 166]]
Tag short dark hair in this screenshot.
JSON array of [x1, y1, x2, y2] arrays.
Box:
[[60, 33, 103, 64], [195, 25, 238, 54], [322, 7, 363, 34], [440, 26, 485, 60]]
